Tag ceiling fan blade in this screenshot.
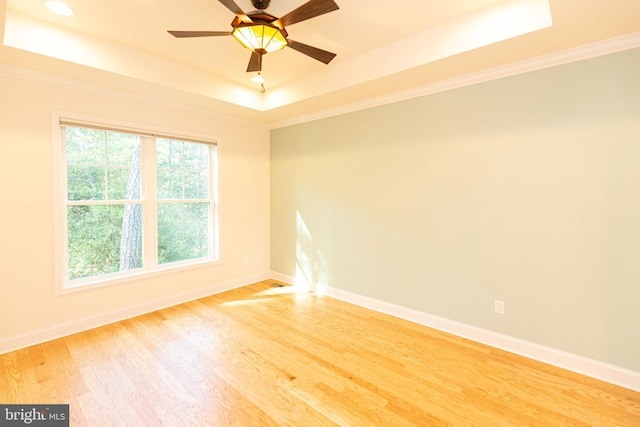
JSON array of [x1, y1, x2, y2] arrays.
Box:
[[218, 0, 253, 23], [168, 30, 231, 38], [286, 40, 336, 64], [247, 52, 262, 72], [276, 0, 339, 27]]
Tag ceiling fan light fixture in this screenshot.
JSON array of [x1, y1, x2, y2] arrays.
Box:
[[232, 24, 288, 53]]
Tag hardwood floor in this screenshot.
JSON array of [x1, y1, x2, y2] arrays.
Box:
[[1, 280, 639, 426]]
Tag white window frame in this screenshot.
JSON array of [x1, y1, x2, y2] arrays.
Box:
[[52, 112, 220, 295]]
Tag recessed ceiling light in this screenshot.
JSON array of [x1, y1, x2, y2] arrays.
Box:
[[46, 1, 74, 16]]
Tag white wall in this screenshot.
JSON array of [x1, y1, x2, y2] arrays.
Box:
[[0, 67, 271, 350]]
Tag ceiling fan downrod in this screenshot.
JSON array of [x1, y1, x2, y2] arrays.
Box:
[[251, 0, 271, 10]]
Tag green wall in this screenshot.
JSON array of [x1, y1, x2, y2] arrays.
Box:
[[270, 48, 640, 371]]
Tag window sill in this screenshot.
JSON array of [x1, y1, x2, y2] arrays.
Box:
[[56, 258, 221, 296]]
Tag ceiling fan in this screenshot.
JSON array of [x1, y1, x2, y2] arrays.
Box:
[[168, 0, 339, 73]]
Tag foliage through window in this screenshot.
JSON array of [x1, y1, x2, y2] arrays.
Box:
[[58, 120, 218, 290]]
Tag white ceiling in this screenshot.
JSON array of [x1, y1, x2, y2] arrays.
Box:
[[1, 0, 640, 125]]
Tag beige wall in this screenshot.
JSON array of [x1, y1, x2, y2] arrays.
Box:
[[0, 70, 270, 344], [270, 48, 640, 371]]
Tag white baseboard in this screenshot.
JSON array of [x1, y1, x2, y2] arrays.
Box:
[[0, 272, 270, 356], [271, 272, 640, 392]]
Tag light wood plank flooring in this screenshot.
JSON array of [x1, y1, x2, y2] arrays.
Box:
[[1, 280, 639, 426]]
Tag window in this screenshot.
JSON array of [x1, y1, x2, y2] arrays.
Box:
[[54, 115, 218, 292]]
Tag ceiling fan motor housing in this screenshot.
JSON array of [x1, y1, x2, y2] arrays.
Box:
[[252, 0, 271, 10]]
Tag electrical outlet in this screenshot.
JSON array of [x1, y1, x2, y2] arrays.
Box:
[[243, 257, 250, 266], [495, 300, 505, 315], [313, 262, 319, 271]]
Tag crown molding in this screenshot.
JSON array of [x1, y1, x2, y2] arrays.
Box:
[[2, 31, 639, 129], [270, 31, 640, 129], [0, 62, 268, 128]]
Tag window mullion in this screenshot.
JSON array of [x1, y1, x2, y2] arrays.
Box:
[[142, 136, 158, 269], [211, 145, 219, 259]]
